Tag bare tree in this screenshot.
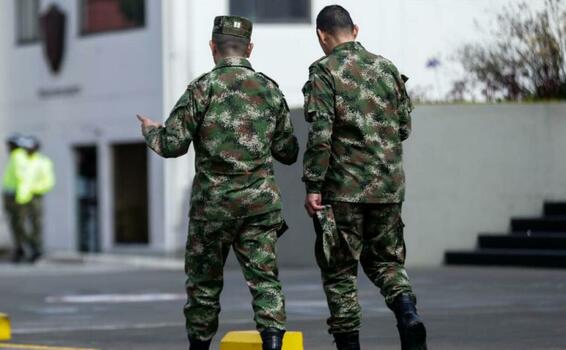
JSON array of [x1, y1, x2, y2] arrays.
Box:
[[452, 0, 566, 101]]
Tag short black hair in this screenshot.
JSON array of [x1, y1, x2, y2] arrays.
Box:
[[212, 33, 250, 56], [316, 5, 354, 34]]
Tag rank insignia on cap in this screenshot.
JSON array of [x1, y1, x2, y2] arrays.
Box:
[[213, 16, 253, 40]]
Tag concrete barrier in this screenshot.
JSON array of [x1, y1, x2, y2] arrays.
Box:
[[220, 331, 303, 350], [0, 313, 10, 341]]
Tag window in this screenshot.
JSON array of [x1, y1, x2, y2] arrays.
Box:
[[230, 0, 311, 24], [81, 0, 145, 35], [16, 0, 40, 43]]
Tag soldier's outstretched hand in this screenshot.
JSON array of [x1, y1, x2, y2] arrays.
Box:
[[136, 114, 162, 134]]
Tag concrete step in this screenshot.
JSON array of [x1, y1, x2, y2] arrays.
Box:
[[544, 202, 566, 216], [478, 234, 566, 250], [511, 217, 566, 233], [445, 249, 566, 268]]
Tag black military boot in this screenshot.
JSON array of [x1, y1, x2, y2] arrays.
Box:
[[333, 331, 360, 350], [392, 294, 427, 350], [260, 328, 285, 350], [188, 337, 211, 350]]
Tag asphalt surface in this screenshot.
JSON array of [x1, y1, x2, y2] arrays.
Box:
[[1, 261, 566, 350]]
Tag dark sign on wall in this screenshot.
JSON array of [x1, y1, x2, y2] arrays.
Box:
[[41, 5, 66, 74]]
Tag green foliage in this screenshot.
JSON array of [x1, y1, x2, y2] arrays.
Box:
[[452, 0, 566, 101]]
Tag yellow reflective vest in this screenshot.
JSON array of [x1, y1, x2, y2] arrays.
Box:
[[29, 153, 56, 196]]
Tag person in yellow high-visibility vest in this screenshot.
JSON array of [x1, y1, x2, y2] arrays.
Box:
[[27, 137, 56, 262], [2, 134, 33, 262]]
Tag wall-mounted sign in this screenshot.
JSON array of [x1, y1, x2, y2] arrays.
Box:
[[41, 5, 66, 74]]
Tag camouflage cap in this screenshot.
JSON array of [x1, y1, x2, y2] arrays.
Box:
[[213, 16, 252, 40]]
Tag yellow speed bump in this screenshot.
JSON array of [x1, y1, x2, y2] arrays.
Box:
[[0, 313, 10, 341], [220, 331, 303, 350]]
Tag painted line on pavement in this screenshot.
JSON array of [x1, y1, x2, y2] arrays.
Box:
[[11, 316, 267, 336], [11, 312, 330, 336], [45, 293, 185, 304], [0, 344, 98, 350], [11, 322, 182, 335]]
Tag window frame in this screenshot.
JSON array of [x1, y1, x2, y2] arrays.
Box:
[[15, 0, 40, 45], [230, 0, 312, 24], [79, 0, 147, 37]]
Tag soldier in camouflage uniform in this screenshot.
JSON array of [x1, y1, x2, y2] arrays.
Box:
[[137, 16, 298, 350], [303, 6, 427, 350]]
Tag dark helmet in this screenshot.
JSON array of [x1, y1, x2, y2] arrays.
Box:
[[18, 136, 37, 151], [6, 133, 23, 147]]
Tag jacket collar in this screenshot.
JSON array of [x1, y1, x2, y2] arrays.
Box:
[[331, 41, 364, 54], [214, 56, 254, 71]]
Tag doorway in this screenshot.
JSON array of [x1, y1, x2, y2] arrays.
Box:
[[113, 143, 149, 244], [75, 146, 99, 253]]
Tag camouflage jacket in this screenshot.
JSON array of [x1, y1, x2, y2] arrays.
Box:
[[302, 41, 413, 203], [144, 57, 299, 220]]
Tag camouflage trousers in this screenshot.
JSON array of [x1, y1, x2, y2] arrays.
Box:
[[184, 210, 287, 341], [314, 202, 414, 334]]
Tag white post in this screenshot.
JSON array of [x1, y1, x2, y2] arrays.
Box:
[[99, 142, 113, 252], [159, 0, 195, 255]]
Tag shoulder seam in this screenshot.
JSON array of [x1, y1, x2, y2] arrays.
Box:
[[257, 72, 280, 88], [188, 72, 209, 88], [309, 56, 327, 67]]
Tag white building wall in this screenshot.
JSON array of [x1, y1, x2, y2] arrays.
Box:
[[0, 0, 9, 247], [1, 0, 164, 253]]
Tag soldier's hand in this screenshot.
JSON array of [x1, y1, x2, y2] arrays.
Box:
[[136, 114, 162, 131], [305, 193, 324, 217]]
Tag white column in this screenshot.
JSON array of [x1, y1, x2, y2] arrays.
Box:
[[99, 141, 113, 252], [159, 0, 195, 255]]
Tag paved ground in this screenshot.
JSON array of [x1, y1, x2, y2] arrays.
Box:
[[1, 261, 566, 350]]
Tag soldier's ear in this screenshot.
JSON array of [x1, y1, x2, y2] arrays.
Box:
[[317, 29, 331, 55], [209, 40, 219, 61], [245, 42, 254, 58], [352, 25, 359, 39], [317, 29, 326, 43]]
